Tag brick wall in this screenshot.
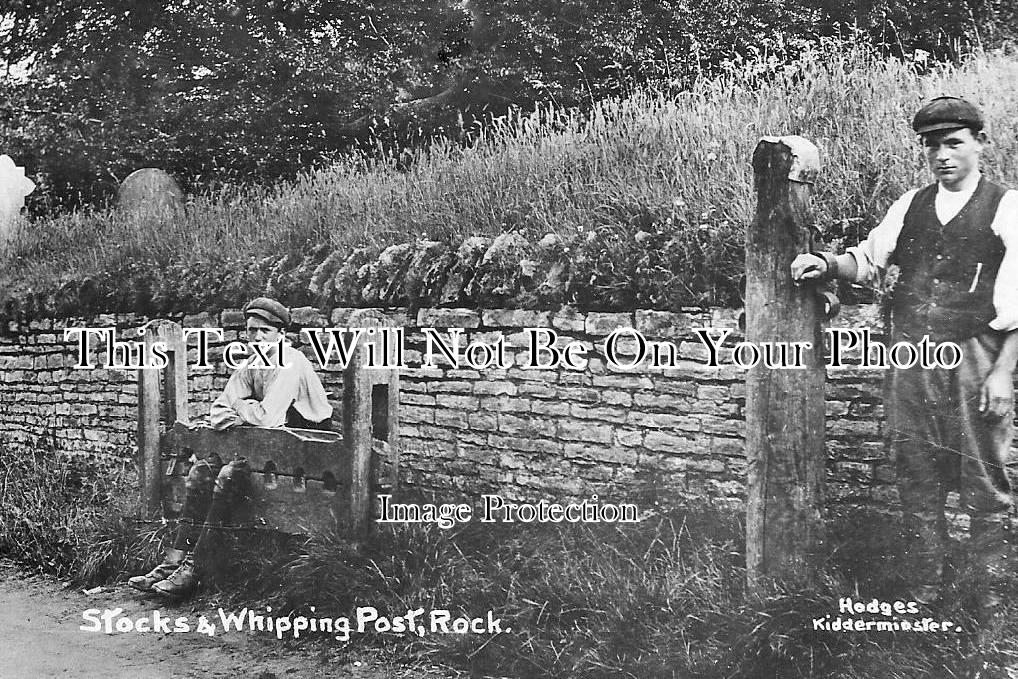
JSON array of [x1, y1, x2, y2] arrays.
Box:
[[0, 304, 893, 507]]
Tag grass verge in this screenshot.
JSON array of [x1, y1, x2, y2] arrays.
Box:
[[4, 440, 1016, 678], [0, 438, 163, 584], [267, 503, 1018, 679]]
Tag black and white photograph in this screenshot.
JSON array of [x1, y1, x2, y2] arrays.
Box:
[[2, 2, 1018, 677]]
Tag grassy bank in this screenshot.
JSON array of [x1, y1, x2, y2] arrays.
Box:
[[2, 42, 1018, 314], [0, 441, 161, 583], [270, 505, 1018, 678], [3, 440, 1017, 678]]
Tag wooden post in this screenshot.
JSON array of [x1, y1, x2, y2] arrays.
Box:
[[154, 321, 189, 425], [386, 357, 401, 491], [137, 320, 187, 516], [343, 310, 400, 538], [745, 136, 824, 592], [344, 337, 373, 538], [137, 360, 161, 517]]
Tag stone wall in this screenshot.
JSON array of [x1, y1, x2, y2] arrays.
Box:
[[0, 304, 893, 507]]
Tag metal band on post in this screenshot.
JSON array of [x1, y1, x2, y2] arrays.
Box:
[[812, 251, 839, 281]]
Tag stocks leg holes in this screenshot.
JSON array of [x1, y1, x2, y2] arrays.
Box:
[[322, 471, 338, 493], [262, 460, 278, 489]]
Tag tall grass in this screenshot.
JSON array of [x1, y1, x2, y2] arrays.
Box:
[[4, 447, 1017, 679], [0, 439, 160, 583], [4, 42, 1018, 305], [267, 502, 1018, 679]]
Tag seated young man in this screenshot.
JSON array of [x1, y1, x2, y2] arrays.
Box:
[[129, 296, 333, 598]]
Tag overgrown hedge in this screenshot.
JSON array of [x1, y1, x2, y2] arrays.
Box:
[[0, 225, 744, 327], [3, 44, 1018, 320], [6, 0, 1015, 214]]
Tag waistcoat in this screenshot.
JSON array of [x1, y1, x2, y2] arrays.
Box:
[[890, 177, 1006, 342]]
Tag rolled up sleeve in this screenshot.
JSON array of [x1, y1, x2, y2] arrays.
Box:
[[210, 372, 247, 430], [207, 344, 330, 429], [845, 190, 917, 285], [989, 190, 1018, 331]]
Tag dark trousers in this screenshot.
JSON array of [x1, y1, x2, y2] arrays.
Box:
[[172, 413, 330, 563], [888, 332, 1014, 587], [172, 458, 252, 562]]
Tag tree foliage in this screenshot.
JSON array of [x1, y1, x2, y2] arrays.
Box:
[[1, 1, 408, 208], [0, 0, 1014, 212]]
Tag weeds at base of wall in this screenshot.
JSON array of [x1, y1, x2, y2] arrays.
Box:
[[3, 440, 1017, 678], [269, 506, 1017, 679], [137, 502, 1018, 678], [0, 437, 163, 584]]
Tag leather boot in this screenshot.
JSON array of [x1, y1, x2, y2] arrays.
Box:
[[128, 548, 184, 592], [901, 514, 946, 607], [910, 583, 942, 607], [151, 553, 198, 599]]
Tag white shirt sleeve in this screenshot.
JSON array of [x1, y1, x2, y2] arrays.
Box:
[[209, 370, 249, 430], [208, 344, 333, 430], [845, 189, 919, 284], [989, 190, 1018, 331]]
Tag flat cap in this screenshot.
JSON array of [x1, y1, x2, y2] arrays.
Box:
[[912, 96, 984, 135], [243, 297, 291, 328]]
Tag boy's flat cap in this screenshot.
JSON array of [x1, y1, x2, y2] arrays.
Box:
[[912, 96, 984, 135], [243, 297, 291, 328]]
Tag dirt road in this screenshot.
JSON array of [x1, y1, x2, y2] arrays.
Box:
[[0, 562, 449, 679]]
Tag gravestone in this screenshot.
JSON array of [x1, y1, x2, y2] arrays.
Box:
[[117, 168, 184, 215], [0, 154, 36, 239]]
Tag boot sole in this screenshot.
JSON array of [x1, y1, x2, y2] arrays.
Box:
[[151, 585, 194, 599]]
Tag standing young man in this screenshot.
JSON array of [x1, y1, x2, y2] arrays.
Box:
[[792, 96, 1018, 613], [128, 296, 333, 598]]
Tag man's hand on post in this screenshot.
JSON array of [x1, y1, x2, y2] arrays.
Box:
[[790, 253, 828, 283]]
